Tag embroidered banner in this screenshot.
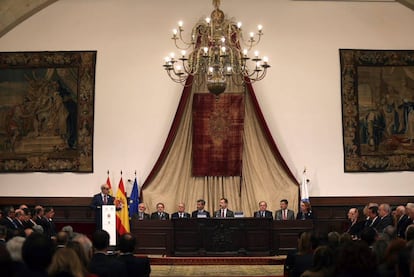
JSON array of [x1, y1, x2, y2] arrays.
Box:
[[192, 93, 244, 176]]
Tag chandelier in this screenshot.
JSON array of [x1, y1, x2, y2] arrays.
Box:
[[163, 0, 270, 96]]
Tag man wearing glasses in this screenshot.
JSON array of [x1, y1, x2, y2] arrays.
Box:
[[90, 184, 116, 230]]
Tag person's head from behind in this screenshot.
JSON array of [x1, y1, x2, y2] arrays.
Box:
[[118, 233, 136, 254], [360, 226, 377, 246], [47, 248, 84, 277], [298, 231, 313, 254], [6, 236, 25, 262], [22, 232, 54, 271], [72, 234, 93, 264], [92, 229, 110, 252], [311, 245, 334, 271]]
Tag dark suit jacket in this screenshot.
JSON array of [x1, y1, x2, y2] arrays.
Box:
[[171, 212, 191, 219], [214, 209, 234, 218], [368, 216, 380, 229], [191, 210, 211, 218], [132, 212, 150, 220], [275, 209, 295, 220], [253, 210, 273, 219], [296, 211, 314, 220], [90, 193, 116, 229], [397, 214, 409, 238], [376, 214, 394, 233], [117, 254, 151, 277], [150, 212, 170, 220], [89, 252, 128, 277], [346, 220, 365, 238]]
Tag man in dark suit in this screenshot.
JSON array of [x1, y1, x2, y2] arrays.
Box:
[[191, 199, 211, 218], [345, 207, 365, 238], [89, 230, 127, 277], [376, 203, 394, 233], [117, 233, 151, 277], [90, 184, 116, 230], [275, 199, 295, 220], [253, 201, 273, 218], [214, 198, 234, 218], [367, 206, 380, 229], [171, 203, 191, 219], [396, 205, 409, 238], [132, 203, 150, 220], [150, 202, 170, 220]]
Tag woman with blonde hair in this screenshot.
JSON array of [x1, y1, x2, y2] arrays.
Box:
[[48, 248, 85, 277]]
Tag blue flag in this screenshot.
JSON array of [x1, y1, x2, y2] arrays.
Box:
[[129, 178, 139, 219]]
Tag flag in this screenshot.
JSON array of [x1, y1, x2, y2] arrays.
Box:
[[106, 176, 113, 196], [128, 177, 139, 219], [115, 177, 130, 235], [300, 168, 309, 203]]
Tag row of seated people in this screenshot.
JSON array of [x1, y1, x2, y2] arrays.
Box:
[[284, 224, 414, 277], [91, 184, 314, 229], [120, 199, 313, 221], [0, 222, 150, 277], [345, 202, 414, 240], [0, 204, 57, 240]]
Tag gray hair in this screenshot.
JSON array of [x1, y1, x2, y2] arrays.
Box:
[[6, 236, 26, 262]]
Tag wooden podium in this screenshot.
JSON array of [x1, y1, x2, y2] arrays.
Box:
[[130, 218, 313, 256]]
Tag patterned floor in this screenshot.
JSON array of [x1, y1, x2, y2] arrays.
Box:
[[151, 264, 284, 277]]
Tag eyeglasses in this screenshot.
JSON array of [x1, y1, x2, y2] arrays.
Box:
[[102, 187, 110, 190]]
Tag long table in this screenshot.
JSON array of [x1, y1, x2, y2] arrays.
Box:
[[130, 218, 313, 256]]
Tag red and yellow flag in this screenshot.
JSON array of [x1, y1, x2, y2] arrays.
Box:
[[115, 177, 130, 235], [106, 176, 113, 196]]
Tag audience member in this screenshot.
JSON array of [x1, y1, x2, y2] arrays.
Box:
[[214, 198, 234, 218], [71, 234, 93, 267], [88, 230, 127, 277], [55, 231, 69, 248], [367, 206, 380, 229], [191, 199, 211, 218], [254, 201, 273, 219], [0, 245, 14, 277], [300, 245, 335, 277], [47, 248, 85, 277], [335, 240, 378, 277], [296, 201, 314, 220], [43, 206, 57, 239], [117, 233, 151, 277], [376, 203, 394, 233], [360, 226, 378, 247], [19, 232, 54, 277], [171, 203, 191, 219], [377, 238, 406, 277], [275, 199, 294, 220], [6, 236, 26, 276], [133, 203, 150, 220], [150, 203, 169, 220], [395, 205, 408, 238], [285, 231, 315, 277], [345, 207, 364, 239], [0, 225, 7, 246]]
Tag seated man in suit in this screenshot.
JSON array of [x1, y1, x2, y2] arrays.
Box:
[[171, 203, 191, 219], [376, 203, 394, 233], [150, 202, 169, 220], [253, 201, 273, 218], [89, 229, 128, 277], [214, 198, 234, 218], [133, 203, 150, 220], [275, 199, 295, 220], [90, 184, 116, 230], [346, 207, 365, 239], [117, 233, 151, 277], [191, 199, 211, 218]]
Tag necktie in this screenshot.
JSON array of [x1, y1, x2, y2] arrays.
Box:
[[261, 211, 265, 218], [221, 210, 224, 218], [179, 213, 183, 218], [103, 195, 107, 205], [283, 210, 287, 220]]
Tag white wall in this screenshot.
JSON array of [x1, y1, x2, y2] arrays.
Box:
[[0, 0, 413, 197]]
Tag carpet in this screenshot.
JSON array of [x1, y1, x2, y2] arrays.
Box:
[[150, 264, 284, 277]]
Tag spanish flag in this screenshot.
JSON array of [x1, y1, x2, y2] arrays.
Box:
[[115, 177, 130, 235]]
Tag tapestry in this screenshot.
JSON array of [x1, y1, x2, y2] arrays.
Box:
[[340, 49, 414, 172], [0, 51, 96, 172], [192, 93, 244, 176]]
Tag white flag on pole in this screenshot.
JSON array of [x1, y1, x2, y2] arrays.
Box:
[[300, 168, 309, 202]]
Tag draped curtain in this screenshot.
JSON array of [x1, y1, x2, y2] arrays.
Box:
[[141, 81, 299, 217]]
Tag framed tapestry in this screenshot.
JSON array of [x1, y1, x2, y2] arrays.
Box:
[[340, 49, 414, 172], [0, 51, 96, 172]]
